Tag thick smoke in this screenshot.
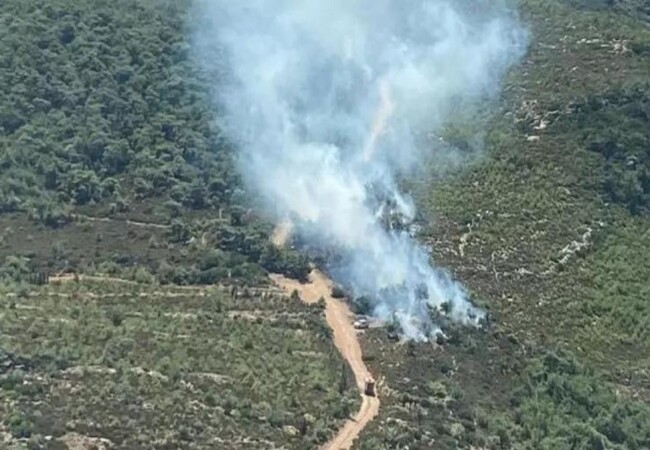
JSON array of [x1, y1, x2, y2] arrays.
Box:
[[194, 1, 526, 340]]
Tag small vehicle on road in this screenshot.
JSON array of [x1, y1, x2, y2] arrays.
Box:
[[364, 377, 376, 396], [353, 318, 369, 329]]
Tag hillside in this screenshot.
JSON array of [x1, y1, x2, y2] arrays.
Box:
[[1, 278, 358, 448], [0, 0, 309, 286], [1, 0, 650, 449], [357, 1, 650, 449]]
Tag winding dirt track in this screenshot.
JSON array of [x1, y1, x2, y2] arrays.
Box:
[[48, 222, 379, 449], [270, 270, 379, 450], [72, 214, 170, 229]]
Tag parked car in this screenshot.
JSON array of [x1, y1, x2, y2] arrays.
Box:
[[353, 318, 369, 329]]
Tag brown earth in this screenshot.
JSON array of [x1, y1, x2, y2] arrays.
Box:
[[271, 270, 380, 450]]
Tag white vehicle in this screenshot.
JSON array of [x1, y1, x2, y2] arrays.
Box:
[[353, 318, 369, 329]]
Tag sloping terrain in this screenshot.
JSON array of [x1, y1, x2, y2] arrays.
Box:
[[1, 0, 650, 449], [272, 270, 379, 450], [354, 1, 650, 449], [0, 0, 310, 285], [0, 278, 358, 449]]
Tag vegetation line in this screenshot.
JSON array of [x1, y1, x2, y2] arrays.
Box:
[[72, 214, 171, 229]]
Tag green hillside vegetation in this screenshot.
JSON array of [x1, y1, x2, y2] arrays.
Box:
[[0, 279, 358, 448], [357, 330, 650, 450], [1, 0, 650, 449], [358, 0, 650, 449], [0, 0, 309, 284], [420, 0, 650, 372]]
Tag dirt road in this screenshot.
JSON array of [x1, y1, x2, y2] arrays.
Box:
[[48, 274, 139, 285], [72, 214, 170, 230], [271, 270, 379, 450], [49, 226, 379, 449]]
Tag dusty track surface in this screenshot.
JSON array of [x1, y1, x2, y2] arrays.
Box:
[[48, 273, 200, 290], [72, 214, 170, 229], [271, 270, 379, 450], [48, 274, 139, 285]]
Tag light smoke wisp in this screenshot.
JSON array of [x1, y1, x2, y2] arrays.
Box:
[[194, 0, 527, 340]]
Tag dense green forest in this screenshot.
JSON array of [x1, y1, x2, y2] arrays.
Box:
[[1, 0, 650, 449], [0, 0, 309, 285]]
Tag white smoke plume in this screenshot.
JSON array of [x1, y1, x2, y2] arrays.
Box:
[[193, 0, 527, 340]]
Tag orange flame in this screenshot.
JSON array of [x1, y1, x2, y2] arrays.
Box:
[[362, 79, 394, 162]]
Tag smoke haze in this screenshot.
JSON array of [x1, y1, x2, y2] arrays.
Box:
[[193, 0, 527, 339]]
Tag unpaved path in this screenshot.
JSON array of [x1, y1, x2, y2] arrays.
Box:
[[271, 270, 379, 450], [72, 214, 170, 230], [48, 273, 214, 290], [49, 274, 139, 285]]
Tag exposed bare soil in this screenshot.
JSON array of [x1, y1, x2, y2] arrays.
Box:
[[271, 270, 379, 450]]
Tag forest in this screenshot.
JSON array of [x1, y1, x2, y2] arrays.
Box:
[[1, 0, 650, 449], [0, 0, 309, 285]]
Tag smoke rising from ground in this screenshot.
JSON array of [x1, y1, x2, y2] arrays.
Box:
[[194, 1, 526, 339]]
